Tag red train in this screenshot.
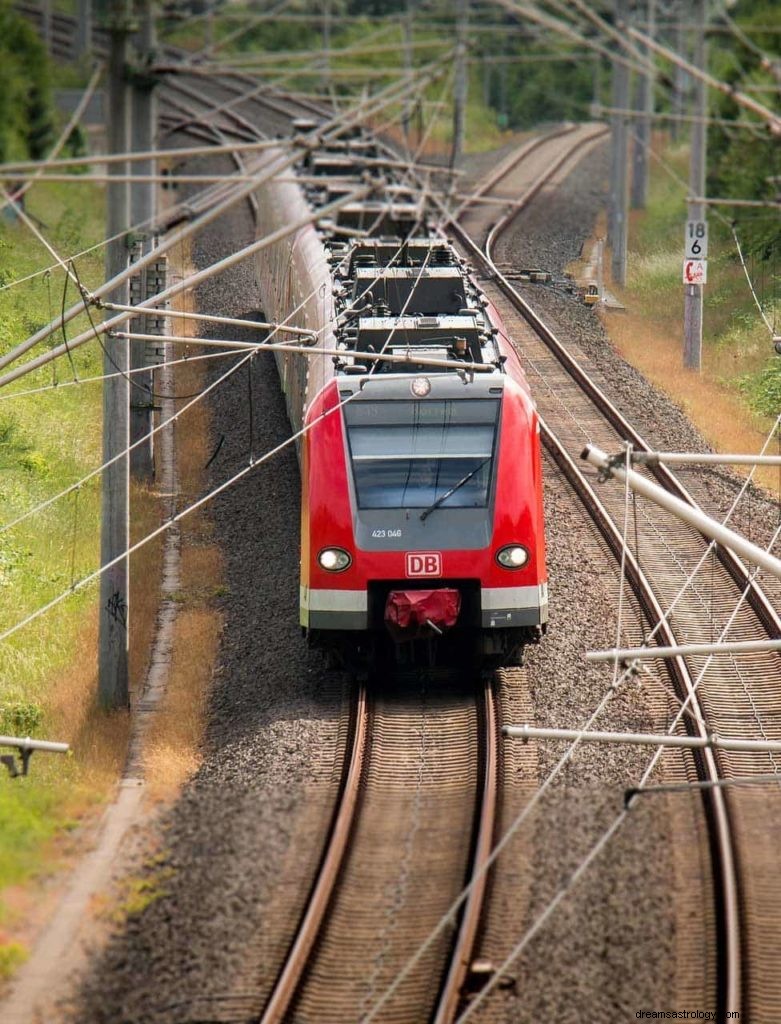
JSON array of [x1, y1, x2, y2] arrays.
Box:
[[253, 137, 547, 671]]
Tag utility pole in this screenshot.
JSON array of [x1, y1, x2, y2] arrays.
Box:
[[609, 0, 630, 285], [41, 0, 52, 55], [130, 0, 157, 480], [498, 33, 508, 129], [592, 53, 601, 113], [321, 0, 331, 95], [683, 0, 707, 371], [76, 0, 92, 58], [402, 0, 413, 140], [671, 1, 686, 142], [450, 0, 469, 170], [99, 0, 132, 710], [631, 0, 655, 209]]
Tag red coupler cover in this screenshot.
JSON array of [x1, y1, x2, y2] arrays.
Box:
[[384, 588, 461, 638]]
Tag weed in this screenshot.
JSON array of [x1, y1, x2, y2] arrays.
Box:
[[0, 702, 43, 736], [0, 941, 27, 979], [741, 360, 781, 418], [113, 866, 175, 921]]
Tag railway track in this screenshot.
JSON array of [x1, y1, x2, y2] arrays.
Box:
[[257, 675, 498, 1024], [14, 8, 781, 1018], [446, 126, 781, 1020]]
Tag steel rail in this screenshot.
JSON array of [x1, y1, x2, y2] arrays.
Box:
[[537, 416, 741, 1023], [432, 677, 499, 1024], [444, 128, 743, 1021], [258, 682, 369, 1024], [449, 172, 781, 642]]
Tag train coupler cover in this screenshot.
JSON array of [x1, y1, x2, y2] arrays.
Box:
[[384, 589, 461, 639]]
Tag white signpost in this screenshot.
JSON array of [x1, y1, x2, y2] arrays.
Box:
[[685, 218, 709, 259], [683, 219, 708, 286]]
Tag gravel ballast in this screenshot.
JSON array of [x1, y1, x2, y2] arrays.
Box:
[[72, 173, 347, 1024], [69, 127, 769, 1023]]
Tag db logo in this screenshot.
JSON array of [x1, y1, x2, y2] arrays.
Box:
[[406, 552, 442, 577]]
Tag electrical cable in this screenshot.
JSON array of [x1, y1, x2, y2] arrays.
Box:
[[71, 260, 206, 402], [60, 267, 79, 382], [454, 517, 781, 1021]]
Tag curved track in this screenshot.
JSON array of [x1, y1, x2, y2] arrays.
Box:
[[16, 9, 781, 1019], [448, 126, 781, 1020]]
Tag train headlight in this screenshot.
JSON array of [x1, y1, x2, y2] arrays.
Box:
[[318, 547, 352, 572], [496, 545, 529, 570]]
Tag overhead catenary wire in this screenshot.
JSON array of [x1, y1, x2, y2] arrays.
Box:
[[361, 407, 781, 1024], [732, 225, 777, 337], [0, 53, 449, 381], [0, 348, 250, 404], [0, 62, 462, 630], [455, 518, 781, 1022]]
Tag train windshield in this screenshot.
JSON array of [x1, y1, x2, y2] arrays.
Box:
[[343, 399, 500, 510]]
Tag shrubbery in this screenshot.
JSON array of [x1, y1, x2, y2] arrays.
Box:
[[0, 0, 55, 163]]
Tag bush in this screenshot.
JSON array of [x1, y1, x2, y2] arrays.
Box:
[[740, 359, 781, 418], [0, 1, 55, 163]]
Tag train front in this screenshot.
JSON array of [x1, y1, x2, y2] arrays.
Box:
[[300, 372, 548, 672]]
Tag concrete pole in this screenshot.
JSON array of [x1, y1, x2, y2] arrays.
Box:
[[450, 0, 469, 170], [321, 0, 331, 94], [76, 0, 92, 58], [498, 34, 508, 128], [41, 0, 52, 55], [130, 0, 157, 480], [631, 0, 655, 209], [671, 3, 686, 142], [683, 0, 707, 371], [610, 0, 629, 285], [99, 0, 131, 710], [592, 53, 601, 112], [401, 0, 413, 140], [482, 51, 491, 109]]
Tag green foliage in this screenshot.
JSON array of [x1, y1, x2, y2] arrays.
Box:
[[0, 701, 44, 736], [706, 0, 780, 262], [0, 942, 28, 979], [741, 359, 781, 417], [0, 413, 32, 470], [0, 0, 55, 163]]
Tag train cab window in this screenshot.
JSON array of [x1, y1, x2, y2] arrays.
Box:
[[343, 399, 499, 510]]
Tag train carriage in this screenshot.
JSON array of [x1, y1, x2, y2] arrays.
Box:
[[252, 137, 548, 671]]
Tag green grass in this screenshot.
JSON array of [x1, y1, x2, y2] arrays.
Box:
[[0, 180, 105, 685], [0, 941, 27, 979], [0, 178, 110, 927]]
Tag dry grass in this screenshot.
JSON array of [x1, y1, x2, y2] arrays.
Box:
[[140, 241, 225, 804], [44, 615, 130, 790], [143, 604, 223, 802], [130, 483, 166, 704], [570, 213, 779, 495], [603, 308, 778, 491]]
